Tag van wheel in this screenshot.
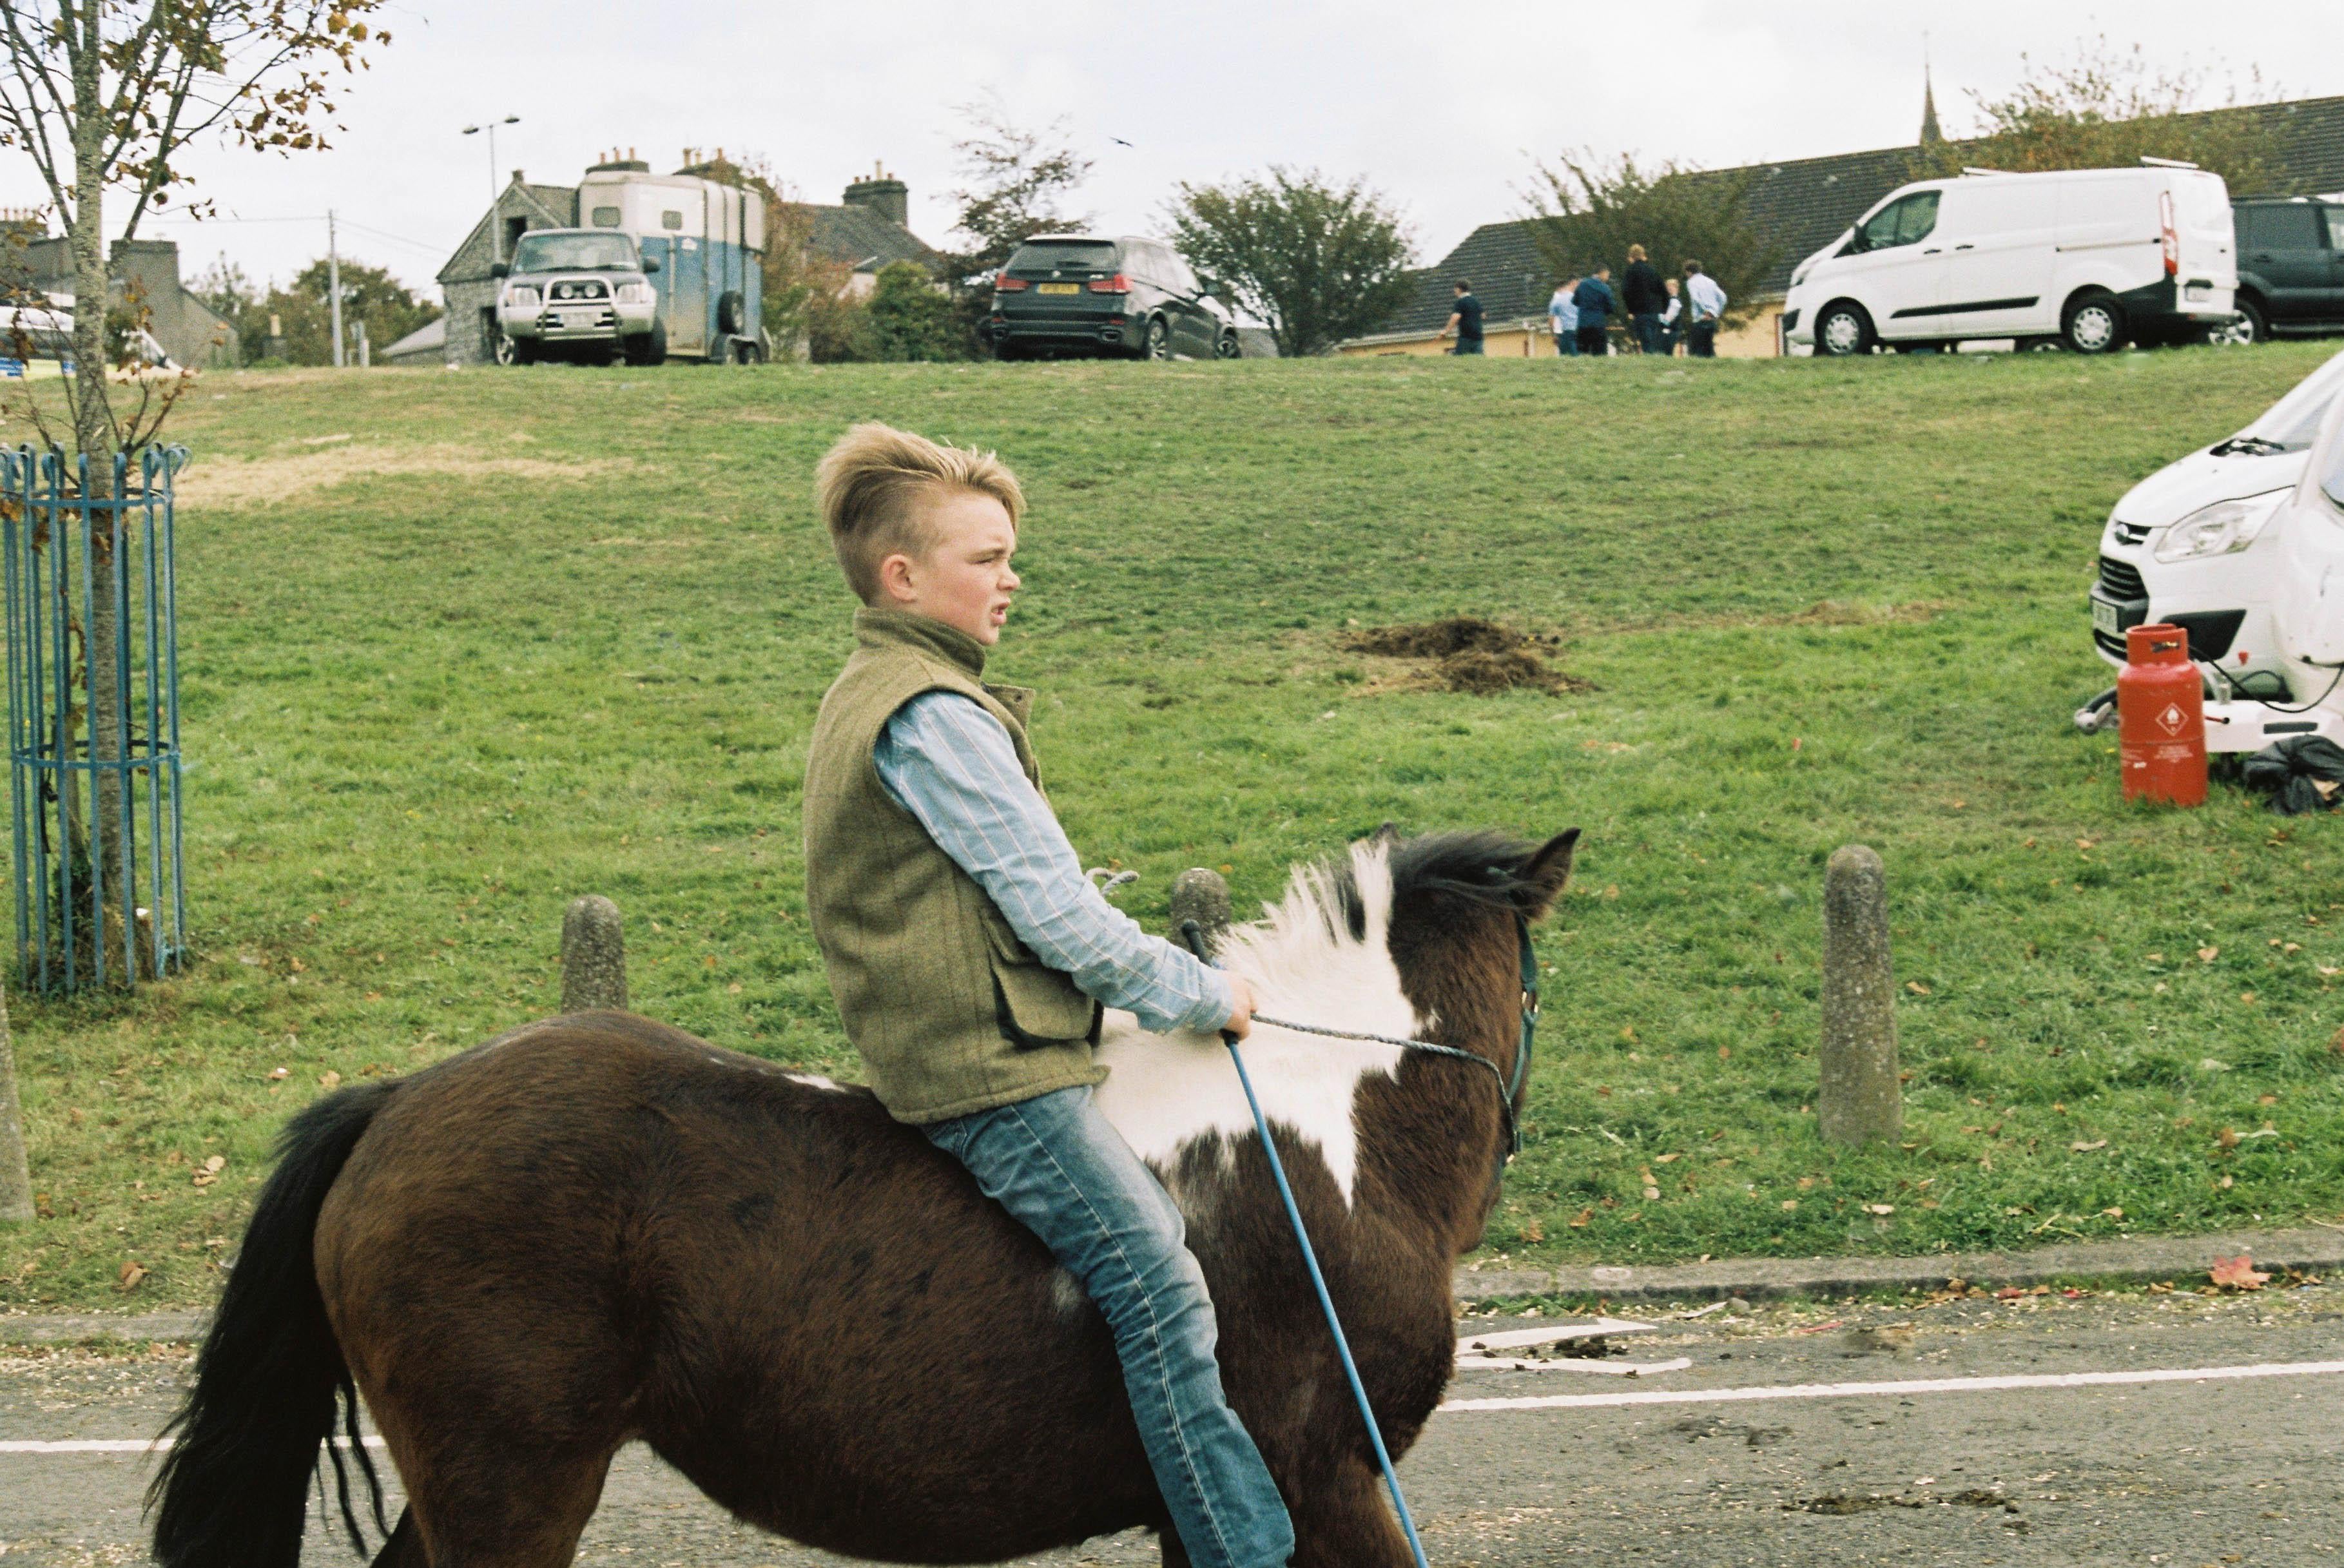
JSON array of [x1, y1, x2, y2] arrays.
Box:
[[1215, 329, 1241, 359], [2062, 291, 2126, 354], [716, 291, 746, 337], [1813, 302, 1874, 356], [1142, 317, 1170, 360], [2209, 298, 2267, 347]]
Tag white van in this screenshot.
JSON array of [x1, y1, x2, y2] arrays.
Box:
[[1783, 164, 2236, 356]]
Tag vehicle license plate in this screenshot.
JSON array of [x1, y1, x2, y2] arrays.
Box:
[[2184, 283, 2212, 302], [560, 309, 597, 329], [2092, 598, 2122, 636], [1036, 282, 1081, 295]]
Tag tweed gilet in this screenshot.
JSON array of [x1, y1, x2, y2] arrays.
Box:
[[801, 608, 1101, 1123]]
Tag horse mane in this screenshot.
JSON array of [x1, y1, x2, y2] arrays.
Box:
[[1211, 828, 1539, 993]]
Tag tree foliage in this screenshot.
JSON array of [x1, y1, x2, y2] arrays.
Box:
[[1912, 37, 2280, 191], [1163, 169, 1413, 357], [193, 251, 436, 365], [1524, 153, 1779, 331], [864, 260, 968, 362]]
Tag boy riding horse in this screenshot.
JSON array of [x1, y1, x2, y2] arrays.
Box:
[[800, 423, 1296, 1568]]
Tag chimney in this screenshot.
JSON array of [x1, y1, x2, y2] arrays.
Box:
[[842, 164, 909, 229]]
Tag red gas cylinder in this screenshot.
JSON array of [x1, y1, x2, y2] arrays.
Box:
[[2116, 623, 2207, 806]]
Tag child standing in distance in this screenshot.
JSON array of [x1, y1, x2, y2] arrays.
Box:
[[799, 423, 1295, 1568]]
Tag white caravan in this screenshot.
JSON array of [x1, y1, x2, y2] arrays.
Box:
[[1784, 164, 2236, 355]]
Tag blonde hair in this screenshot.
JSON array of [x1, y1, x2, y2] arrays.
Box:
[[813, 423, 1025, 603], [1627, 243, 1647, 261]]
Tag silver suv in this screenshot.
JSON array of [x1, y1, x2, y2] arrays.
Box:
[[492, 229, 664, 365]]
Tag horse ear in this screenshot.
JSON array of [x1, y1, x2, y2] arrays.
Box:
[[1371, 820, 1402, 847], [1518, 829, 1580, 920]]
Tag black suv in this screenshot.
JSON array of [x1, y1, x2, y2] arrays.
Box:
[[2223, 197, 2344, 344], [987, 235, 1240, 361]]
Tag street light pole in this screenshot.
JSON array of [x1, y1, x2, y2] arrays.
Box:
[[462, 115, 522, 264]]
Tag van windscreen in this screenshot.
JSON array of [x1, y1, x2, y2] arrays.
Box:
[[1009, 241, 1118, 272]]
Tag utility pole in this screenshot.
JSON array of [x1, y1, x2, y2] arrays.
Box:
[[327, 208, 345, 369]]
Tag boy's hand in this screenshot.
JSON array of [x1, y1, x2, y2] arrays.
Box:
[[1223, 976, 1257, 1040]]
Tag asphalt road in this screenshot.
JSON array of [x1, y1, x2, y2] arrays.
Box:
[[5, 1285, 2341, 1566]]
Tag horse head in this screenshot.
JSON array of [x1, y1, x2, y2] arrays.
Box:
[[1094, 826, 1578, 1250]]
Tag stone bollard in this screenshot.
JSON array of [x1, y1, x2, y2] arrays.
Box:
[[0, 976, 31, 1222], [561, 896, 628, 1013], [1819, 844, 1901, 1146], [1168, 868, 1234, 958]]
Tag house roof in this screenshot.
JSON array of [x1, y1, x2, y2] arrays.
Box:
[[791, 201, 938, 274], [1356, 92, 2344, 342], [380, 316, 446, 362], [437, 182, 581, 286]]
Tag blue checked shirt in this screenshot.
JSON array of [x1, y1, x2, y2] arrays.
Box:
[[872, 690, 1235, 1036]]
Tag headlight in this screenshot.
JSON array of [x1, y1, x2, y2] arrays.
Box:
[[615, 281, 651, 304], [504, 285, 540, 309], [2153, 490, 2288, 562], [1790, 261, 1813, 290]]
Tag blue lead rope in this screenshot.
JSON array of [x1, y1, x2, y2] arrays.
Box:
[[1180, 923, 1433, 1568]]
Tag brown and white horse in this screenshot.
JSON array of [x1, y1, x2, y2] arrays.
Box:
[[149, 826, 1578, 1568]]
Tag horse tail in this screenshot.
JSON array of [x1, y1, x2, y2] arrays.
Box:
[[148, 1079, 399, 1568]]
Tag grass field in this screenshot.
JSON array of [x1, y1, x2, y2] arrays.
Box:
[[4, 343, 2342, 1312]]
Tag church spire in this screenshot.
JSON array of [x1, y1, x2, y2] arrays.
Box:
[[1919, 39, 1943, 146]]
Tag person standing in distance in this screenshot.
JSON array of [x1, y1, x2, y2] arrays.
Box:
[[1658, 277, 1683, 357], [1548, 276, 1580, 356], [1621, 244, 1666, 355], [1440, 280, 1485, 355], [1683, 260, 1729, 358], [1572, 267, 1619, 358]]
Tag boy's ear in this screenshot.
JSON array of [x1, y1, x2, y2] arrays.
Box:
[[875, 551, 918, 603]]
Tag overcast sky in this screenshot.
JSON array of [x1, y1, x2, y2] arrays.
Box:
[[14, 0, 2339, 300]]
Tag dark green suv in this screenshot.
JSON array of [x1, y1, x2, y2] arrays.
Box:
[[985, 235, 1240, 361], [2223, 198, 2344, 344]]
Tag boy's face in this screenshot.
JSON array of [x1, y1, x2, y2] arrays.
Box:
[[878, 488, 1020, 646]]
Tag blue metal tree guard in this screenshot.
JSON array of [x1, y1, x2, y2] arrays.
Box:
[[1, 444, 188, 992]]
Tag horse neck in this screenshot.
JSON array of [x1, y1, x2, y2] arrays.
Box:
[[1360, 905, 1523, 1255]]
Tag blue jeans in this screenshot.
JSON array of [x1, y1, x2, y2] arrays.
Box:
[[1632, 311, 1664, 354], [1553, 329, 1577, 356], [924, 1087, 1295, 1568]]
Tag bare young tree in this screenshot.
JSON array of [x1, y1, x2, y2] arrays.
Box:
[[947, 97, 1092, 283], [1911, 37, 2280, 189], [0, 0, 389, 980]]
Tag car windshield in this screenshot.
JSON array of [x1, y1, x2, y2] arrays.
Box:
[[1009, 241, 1118, 272], [2227, 350, 2344, 454], [510, 233, 639, 273]]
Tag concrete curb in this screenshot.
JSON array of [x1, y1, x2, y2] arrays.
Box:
[[1451, 1226, 2344, 1306], [5, 1228, 2340, 1341]]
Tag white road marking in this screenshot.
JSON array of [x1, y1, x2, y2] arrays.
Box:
[[10, 1360, 2340, 1451], [1456, 1317, 1656, 1355], [1437, 1358, 2344, 1413]]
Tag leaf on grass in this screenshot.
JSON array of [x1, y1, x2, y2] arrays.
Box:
[[2101, 1207, 2124, 1219], [1906, 980, 1931, 996], [2216, 1127, 2240, 1150], [318, 1070, 342, 1090], [1519, 1217, 1545, 1243], [267, 1066, 289, 1080], [2069, 1139, 2107, 1153], [1567, 1207, 1593, 1228], [2198, 947, 2220, 963], [117, 1261, 146, 1292], [2209, 1255, 2269, 1292], [1865, 1203, 1895, 1215]]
